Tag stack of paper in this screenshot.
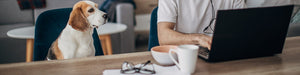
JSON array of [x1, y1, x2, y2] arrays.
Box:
[[103, 64, 190, 75]]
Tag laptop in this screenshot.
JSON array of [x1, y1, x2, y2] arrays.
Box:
[[198, 5, 294, 62]]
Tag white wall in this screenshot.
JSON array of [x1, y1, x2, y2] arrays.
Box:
[[34, 0, 104, 22], [0, 0, 33, 25]]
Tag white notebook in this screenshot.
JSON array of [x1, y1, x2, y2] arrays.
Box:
[[103, 64, 190, 75]]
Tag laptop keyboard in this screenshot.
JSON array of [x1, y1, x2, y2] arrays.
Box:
[[198, 47, 210, 57]]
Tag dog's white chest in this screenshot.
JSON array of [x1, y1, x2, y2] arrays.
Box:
[[58, 25, 95, 59]]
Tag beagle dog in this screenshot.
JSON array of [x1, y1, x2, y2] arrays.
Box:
[[46, 0, 107, 60]]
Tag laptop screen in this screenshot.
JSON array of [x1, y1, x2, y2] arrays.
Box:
[[205, 5, 294, 62]]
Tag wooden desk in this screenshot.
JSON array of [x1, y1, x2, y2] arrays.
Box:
[[0, 36, 300, 75]]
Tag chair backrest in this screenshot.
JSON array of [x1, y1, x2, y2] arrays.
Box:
[[33, 8, 103, 61], [148, 7, 159, 51]]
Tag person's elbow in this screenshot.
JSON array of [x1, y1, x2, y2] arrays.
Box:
[[157, 22, 175, 45]]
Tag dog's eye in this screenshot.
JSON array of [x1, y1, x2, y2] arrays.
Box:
[[88, 8, 94, 13]]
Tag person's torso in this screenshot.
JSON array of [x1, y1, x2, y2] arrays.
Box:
[[174, 0, 244, 35]]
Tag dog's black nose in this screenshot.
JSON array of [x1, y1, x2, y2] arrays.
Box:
[[102, 14, 107, 19]]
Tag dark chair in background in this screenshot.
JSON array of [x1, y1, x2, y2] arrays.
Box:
[[148, 7, 159, 51], [33, 8, 103, 61]]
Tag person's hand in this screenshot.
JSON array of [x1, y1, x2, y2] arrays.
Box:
[[193, 34, 212, 50]]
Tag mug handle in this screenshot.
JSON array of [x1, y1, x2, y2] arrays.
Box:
[[169, 49, 180, 69]]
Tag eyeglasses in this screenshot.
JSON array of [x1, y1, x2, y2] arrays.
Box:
[[120, 60, 156, 74], [203, 18, 216, 34], [203, 0, 216, 34]]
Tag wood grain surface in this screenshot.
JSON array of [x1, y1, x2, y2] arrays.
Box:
[[0, 36, 300, 75]]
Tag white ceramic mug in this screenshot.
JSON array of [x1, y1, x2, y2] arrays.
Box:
[[169, 45, 199, 74]]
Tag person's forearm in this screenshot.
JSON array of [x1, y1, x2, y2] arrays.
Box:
[[157, 22, 212, 49], [157, 22, 201, 45]]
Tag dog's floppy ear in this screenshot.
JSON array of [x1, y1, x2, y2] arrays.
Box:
[[69, 4, 89, 31]]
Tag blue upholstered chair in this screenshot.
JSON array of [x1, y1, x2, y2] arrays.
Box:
[[148, 7, 159, 51], [33, 8, 103, 61]]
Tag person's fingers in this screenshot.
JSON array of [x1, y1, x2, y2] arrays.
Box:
[[202, 36, 212, 50], [208, 37, 212, 50], [207, 41, 211, 50], [196, 34, 213, 50], [206, 41, 211, 50], [199, 40, 210, 49]]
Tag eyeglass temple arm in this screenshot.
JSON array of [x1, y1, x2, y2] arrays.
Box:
[[141, 60, 151, 67]]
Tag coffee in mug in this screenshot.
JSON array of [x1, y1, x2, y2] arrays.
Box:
[[151, 45, 178, 65]]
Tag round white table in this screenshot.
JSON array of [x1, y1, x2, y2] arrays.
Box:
[[7, 23, 127, 62], [96, 23, 127, 55], [7, 26, 35, 62]]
